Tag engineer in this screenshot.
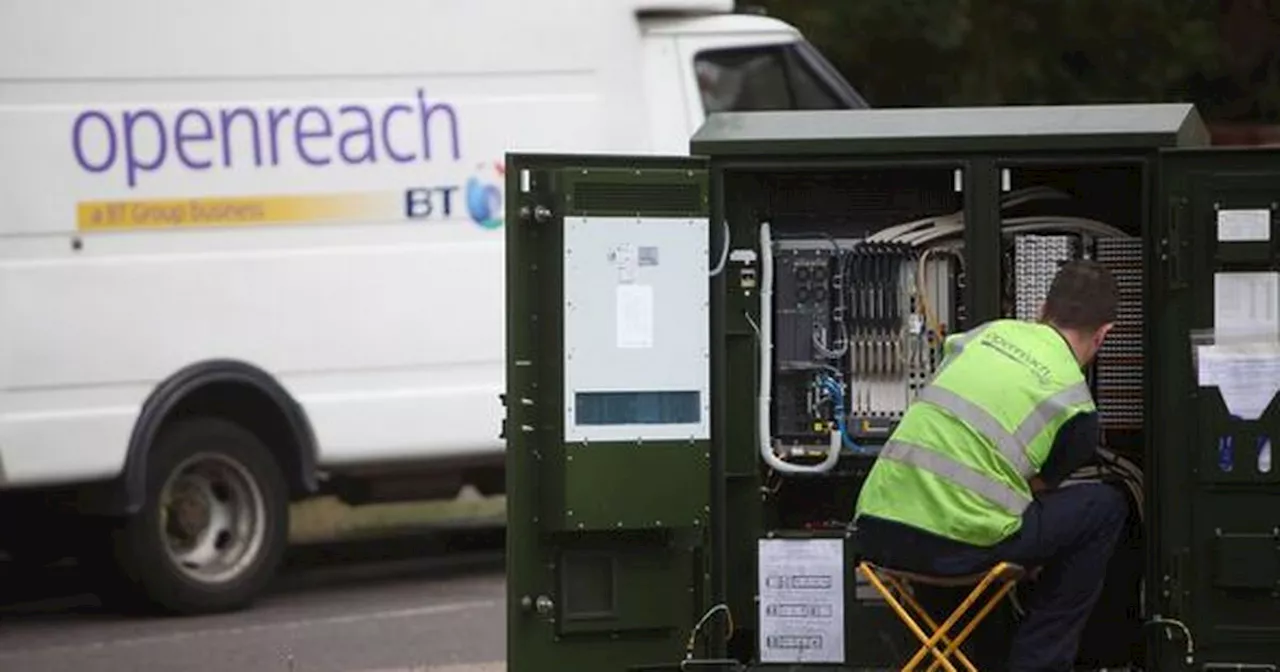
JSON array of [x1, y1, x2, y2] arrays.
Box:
[[852, 259, 1128, 672]]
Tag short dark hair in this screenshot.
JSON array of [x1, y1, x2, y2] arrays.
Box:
[[1041, 259, 1118, 331]]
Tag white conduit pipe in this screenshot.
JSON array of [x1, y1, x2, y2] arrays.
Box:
[[758, 222, 842, 475]]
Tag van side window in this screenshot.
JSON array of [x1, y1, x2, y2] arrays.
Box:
[[695, 45, 844, 114]]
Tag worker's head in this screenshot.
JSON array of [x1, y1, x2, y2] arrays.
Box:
[[1039, 259, 1117, 366]]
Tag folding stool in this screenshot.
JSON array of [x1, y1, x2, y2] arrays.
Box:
[[857, 560, 1026, 672]]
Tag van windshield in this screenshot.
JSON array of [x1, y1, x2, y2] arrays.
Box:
[[694, 41, 869, 115]]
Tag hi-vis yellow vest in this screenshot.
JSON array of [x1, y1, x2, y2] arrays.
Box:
[[854, 319, 1095, 547]]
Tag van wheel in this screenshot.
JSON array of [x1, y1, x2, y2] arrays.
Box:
[[106, 417, 289, 615]]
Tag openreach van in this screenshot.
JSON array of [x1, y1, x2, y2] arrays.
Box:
[[0, 0, 867, 614]]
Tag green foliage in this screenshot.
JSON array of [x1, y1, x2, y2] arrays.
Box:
[[751, 0, 1258, 120]]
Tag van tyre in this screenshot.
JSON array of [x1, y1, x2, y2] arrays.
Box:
[[104, 417, 289, 615]]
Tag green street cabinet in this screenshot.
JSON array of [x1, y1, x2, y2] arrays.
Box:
[[501, 102, 1280, 671]]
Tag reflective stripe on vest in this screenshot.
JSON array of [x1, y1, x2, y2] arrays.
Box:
[[878, 439, 1032, 515], [915, 380, 1093, 478]]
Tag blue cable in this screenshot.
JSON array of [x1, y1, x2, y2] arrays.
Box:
[[815, 374, 868, 454]]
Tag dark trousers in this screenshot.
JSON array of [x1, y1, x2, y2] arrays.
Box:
[[855, 482, 1129, 672]]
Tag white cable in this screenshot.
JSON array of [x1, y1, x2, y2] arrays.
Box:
[[1002, 216, 1133, 238], [759, 222, 842, 475], [1001, 185, 1071, 209], [812, 320, 849, 359], [876, 186, 1074, 245], [873, 186, 1065, 244], [709, 220, 731, 277], [896, 215, 1132, 247], [869, 212, 958, 243], [903, 221, 965, 246]]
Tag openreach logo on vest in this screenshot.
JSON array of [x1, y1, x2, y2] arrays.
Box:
[[981, 330, 1054, 383], [69, 88, 504, 232]]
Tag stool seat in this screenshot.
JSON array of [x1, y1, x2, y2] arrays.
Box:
[[868, 561, 1027, 588], [857, 560, 1027, 672]]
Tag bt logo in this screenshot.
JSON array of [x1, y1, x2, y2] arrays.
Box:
[[465, 161, 504, 230]]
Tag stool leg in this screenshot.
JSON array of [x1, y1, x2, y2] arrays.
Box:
[[882, 575, 978, 672], [857, 564, 959, 672], [899, 569, 1007, 672], [925, 579, 1017, 672]]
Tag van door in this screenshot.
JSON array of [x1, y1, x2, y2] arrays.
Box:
[[1153, 146, 1280, 670], [503, 152, 719, 672]]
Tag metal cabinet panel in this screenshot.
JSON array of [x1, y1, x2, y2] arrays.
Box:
[[503, 153, 715, 672], [1154, 147, 1280, 670]]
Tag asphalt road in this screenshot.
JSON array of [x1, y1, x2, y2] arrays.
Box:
[[0, 530, 507, 672]]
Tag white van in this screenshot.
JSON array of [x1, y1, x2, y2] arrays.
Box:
[[0, 0, 867, 613]]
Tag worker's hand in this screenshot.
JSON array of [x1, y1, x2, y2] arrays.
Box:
[[1029, 476, 1048, 494]]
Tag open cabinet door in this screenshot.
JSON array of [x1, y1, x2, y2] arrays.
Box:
[[1154, 147, 1280, 670], [502, 153, 716, 672]]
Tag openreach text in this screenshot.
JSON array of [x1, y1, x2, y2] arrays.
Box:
[[71, 88, 462, 188]]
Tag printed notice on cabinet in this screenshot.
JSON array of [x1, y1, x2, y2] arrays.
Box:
[[616, 283, 654, 349], [1217, 208, 1272, 242], [1214, 271, 1280, 338], [757, 538, 844, 664]]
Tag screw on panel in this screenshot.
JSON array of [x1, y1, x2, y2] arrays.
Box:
[[534, 205, 552, 223]]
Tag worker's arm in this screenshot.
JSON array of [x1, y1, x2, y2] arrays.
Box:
[[1032, 411, 1101, 490]]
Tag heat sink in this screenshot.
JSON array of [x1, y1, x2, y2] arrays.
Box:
[[1095, 238, 1144, 431]]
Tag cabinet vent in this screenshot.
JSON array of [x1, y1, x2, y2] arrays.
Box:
[[570, 181, 702, 215]]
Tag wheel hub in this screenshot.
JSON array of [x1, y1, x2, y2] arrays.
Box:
[[159, 451, 267, 585], [167, 480, 212, 542]]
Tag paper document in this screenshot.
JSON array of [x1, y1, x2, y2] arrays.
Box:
[[616, 284, 654, 349], [1196, 342, 1280, 420], [1214, 272, 1280, 338], [1217, 208, 1272, 242], [757, 538, 845, 664]]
